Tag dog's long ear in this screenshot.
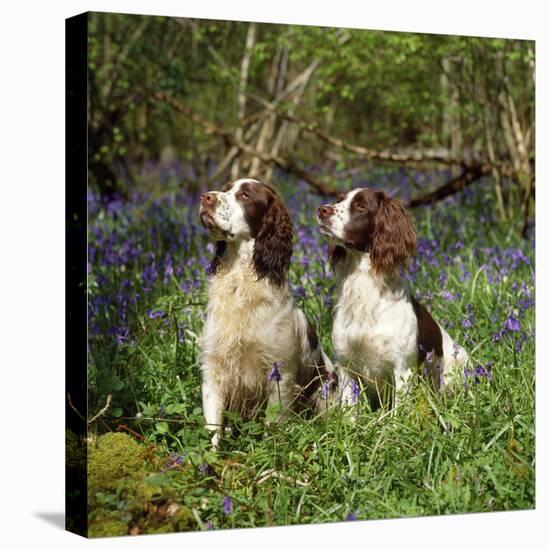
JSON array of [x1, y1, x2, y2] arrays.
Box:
[[206, 241, 227, 275], [370, 192, 416, 274], [253, 190, 293, 286]]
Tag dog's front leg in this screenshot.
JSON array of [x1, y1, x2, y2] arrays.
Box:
[[393, 363, 413, 412], [202, 378, 224, 449]]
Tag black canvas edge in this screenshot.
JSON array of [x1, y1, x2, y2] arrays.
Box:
[[65, 11, 89, 539]]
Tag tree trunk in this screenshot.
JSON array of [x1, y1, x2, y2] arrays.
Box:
[[231, 22, 257, 179]]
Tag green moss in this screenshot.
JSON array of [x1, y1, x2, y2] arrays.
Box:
[[88, 432, 145, 496], [87, 433, 197, 537], [88, 518, 129, 538]]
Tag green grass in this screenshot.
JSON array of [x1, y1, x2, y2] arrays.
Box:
[[86, 172, 535, 534]]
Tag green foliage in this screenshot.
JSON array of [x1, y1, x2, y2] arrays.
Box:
[[88, 433, 145, 496], [87, 432, 197, 536], [87, 170, 534, 534], [87, 13, 534, 196]]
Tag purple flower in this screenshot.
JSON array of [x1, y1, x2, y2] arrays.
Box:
[[461, 304, 475, 328], [345, 512, 358, 521], [115, 326, 129, 346], [465, 363, 493, 387], [461, 314, 474, 329], [505, 316, 521, 332], [163, 255, 174, 283], [492, 330, 505, 343], [198, 463, 215, 476], [440, 290, 454, 301], [142, 260, 158, 286], [222, 496, 233, 515], [350, 379, 360, 404], [268, 360, 283, 382], [515, 339, 522, 353], [147, 309, 165, 319], [293, 286, 307, 300], [166, 452, 184, 470], [452, 342, 460, 360]]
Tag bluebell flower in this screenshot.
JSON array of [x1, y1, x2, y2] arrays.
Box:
[[505, 316, 521, 332], [452, 342, 460, 360], [268, 361, 283, 382], [147, 309, 165, 319], [515, 339, 522, 353], [461, 314, 474, 329], [166, 452, 184, 469], [198, 463, 215, 476], [222, 496, 233, 515], [492, 330, 505, 343], [440, 290, 454, 301], [321, 381, 331, 400], [350, 379, 360, 404]]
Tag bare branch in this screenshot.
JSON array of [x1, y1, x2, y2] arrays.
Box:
[[154, 92, 339, 196], [88, 394, 113, 424], [248, 96, 473, 167], [405, 163, 492, 208], [67, 392, 113, 424]]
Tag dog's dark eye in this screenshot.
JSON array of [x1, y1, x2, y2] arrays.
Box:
[[356, 202, 366, 211], [241, 192, 250, 199]]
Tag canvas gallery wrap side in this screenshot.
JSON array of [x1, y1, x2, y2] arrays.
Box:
[[65, 10, 535, 539]]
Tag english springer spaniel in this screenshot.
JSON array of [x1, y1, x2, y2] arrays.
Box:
[[199, 178, 335, 447], [317, 188, 469, 410]]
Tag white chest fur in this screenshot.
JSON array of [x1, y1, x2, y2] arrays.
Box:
[[199, 242, 297, 412], [332, 253, 417, 387]]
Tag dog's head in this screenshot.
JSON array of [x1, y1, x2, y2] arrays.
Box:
[[200, 178, 293, 285], [317, 188, 416, 274]]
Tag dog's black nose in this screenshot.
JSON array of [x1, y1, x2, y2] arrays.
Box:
[[318, 205, 334, 219]]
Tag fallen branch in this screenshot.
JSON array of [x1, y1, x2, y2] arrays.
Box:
[[405, 163, 492, 208], [154, 92, 340, 196], [67, 392, 113, 424], [248, 94, 474, 167], [153, 93, 520, 205]]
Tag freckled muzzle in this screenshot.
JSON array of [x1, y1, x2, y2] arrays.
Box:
[[200, 191, 235, 240], [317, 204, 336, 236], [200, 192, 222, 233]]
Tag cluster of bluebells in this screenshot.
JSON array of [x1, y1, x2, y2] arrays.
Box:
[[464, 362, 493, 388], [87, 161, 534, 417]]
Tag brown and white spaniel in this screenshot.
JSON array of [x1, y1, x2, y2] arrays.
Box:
[[317, 188, 469, 410], [199, 178, 335, 447]]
